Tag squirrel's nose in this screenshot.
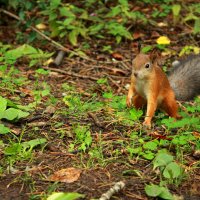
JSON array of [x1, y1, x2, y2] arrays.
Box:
[[134, 72, 138, 77]]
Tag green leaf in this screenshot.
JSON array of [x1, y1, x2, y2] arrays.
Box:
[[119, 0, 129, 7], [116, 35, 122, 44], [35, 68, 49, 75], [80, 11, 88, 19], [3, 108, 19, 121], [141, 46, 152, 53], [163, 162, 182, 179], [29, 59, 38, 67], [145, 184, 162, 197], [0, 96, 7, 113], [69, 30, 78, 46], [97, 78, 107, 84], [184, 13, 198, 22], [103, 92, 113, 98], [85, 131, 92, 147], [50, 21, 60, 37], [63, 18, 74, 26], [106, 22, 132, 40], [50, 12, 58, 21], [106, 6, 121, 17], [4, 143, 22, 155], [17, 110, 30, 119], [142, 151, 155, 160], [143, 141, 158, 151], [194, 19, 200, 34], [47, 192, 85, 200], [153, 152, 173, 169], [22, 138, 47, 150], [59, 7, 75, 18], [159, 187, 174, 200], [145, 184, 173, 200], [89, 24, 104, 35], [129, 109, 143, 120], [50, 0, 61, 9], [41, 89, 50, 96], [162, 117, 184, 128], [172, 4, 181, 17], [0, 124, 10, 134]]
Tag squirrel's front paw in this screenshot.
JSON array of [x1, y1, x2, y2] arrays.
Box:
[[126, 96, 132, 107], [143, 119, 151, 129]]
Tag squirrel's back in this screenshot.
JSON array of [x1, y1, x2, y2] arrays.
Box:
[[168, 54, 200, 101]]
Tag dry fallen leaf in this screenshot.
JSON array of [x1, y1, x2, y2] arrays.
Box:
[[111, 52, 123, 60], [110, 68, 127, 75], [44, 105, 56, 114], [11, 127, 21, 135], [192, 131, 200, 138], [151, 31, 160, 38], [133, 32, 144, 40], [48, 168, 82, 183], [157, 22, 168, 27], [20, 88, 33, 96]]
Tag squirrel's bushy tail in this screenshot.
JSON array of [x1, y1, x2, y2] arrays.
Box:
[[168, 55, 200, 101]]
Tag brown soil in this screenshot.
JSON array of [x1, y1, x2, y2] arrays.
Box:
[[0, 2, 200, 200]]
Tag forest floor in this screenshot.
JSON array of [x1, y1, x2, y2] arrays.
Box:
[[0, 2, 200, 200]]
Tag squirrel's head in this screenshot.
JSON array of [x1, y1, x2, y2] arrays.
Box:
[[132, 49, 159, 80]]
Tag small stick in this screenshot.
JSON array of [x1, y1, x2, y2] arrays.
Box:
[[99, 181, 125, 200], [43, 66, 98, 81], [88, 112, 104, 128]]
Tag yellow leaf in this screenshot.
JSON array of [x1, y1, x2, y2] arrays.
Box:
[[36, 23, 47, 30], [193, 47, 200, 54], [156, 36, 171, 45], [43, 58, 54, 66]]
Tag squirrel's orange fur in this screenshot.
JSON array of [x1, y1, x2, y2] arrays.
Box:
[[126, 50, 181, 128]]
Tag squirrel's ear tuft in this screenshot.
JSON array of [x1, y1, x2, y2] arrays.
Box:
[[149, 48, 160, 63]]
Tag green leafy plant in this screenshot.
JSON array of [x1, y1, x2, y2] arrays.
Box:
[[47, 192, 85, 200], [69, 124, 92, 152], [183, 3, 200, 34], [161, 117, 200, 130], [40, 0, 147, 45], [127, 137, 159, 160], [104, 94, 143, 126], [172, 4, 181, 24], [145, 184, 173, 200], [0, 124, 11, 134], [4, 44, 53, 67], [0, 96, 29, 123], [171, 132, 196, 154], [33, 81, 51, 104], [4, 138, 46, 166], [179, 45, 200, 56], [152, 4, 172, 18], [153, 151, 183, 183], [145, 151, 184, 199]]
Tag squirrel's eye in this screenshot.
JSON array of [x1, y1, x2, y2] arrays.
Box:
[[145, 63, 150, 68]]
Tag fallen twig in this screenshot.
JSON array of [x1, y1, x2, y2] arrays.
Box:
[[43, 66, 98, 81], [99, 181, 125, 200], [88, 112, 105, 128]]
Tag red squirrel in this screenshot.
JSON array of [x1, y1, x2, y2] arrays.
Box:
[[126, 45, 200, 128]]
